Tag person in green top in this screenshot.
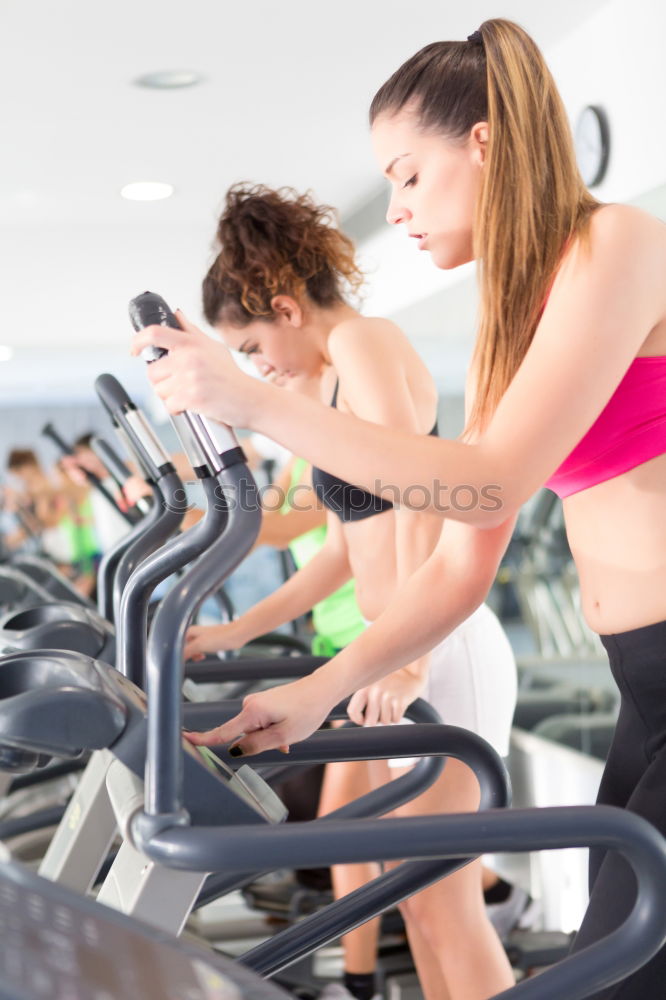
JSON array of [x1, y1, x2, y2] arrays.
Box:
[[278, 453, 365, 656], [156, 184, 517, 1000], [189, 368, 366, 657]]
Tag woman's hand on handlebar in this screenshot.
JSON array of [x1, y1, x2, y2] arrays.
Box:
[[184, 621, 247, 660], [131, 311, 264, 428], [122, 474, 151, 506], [347, 667, 427, 726], [184, 676, 334, 756]]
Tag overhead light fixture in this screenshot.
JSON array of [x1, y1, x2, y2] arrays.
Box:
[[0, 346, 14, 362], [134, 70, 203, 90], [120, 182, 174, 202]]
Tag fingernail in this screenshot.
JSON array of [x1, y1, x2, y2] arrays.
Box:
[[228, 745, 244, 757]]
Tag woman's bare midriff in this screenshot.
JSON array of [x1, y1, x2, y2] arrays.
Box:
[[343, 511, 399, 622], [564, 451, 666, 635], [329, 338, 440, 624]]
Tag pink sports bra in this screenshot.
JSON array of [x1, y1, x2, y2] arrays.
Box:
[[544, 356, 666, 498]]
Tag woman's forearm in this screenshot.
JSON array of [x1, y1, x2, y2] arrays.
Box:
[[236, 546, 353, 643], [246, 384, 511, 527], [133, 319, 516, 524], [310, 554, 486, 705], [310, 515, 515, 704]]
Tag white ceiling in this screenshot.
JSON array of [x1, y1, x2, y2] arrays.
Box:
[[0, 0, 611, 399]]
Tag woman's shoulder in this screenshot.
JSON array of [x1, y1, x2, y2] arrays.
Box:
[[327, 315, 432, 416], [555, 203, 666, 311], [328, 315, 407, 362], [578, 203, 665, 255]]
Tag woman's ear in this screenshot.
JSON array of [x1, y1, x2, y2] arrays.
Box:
[[271, 295, 303, 328], [470, 122, 489, 166]]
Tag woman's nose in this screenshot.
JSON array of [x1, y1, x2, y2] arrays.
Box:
[[386, 193, 411, 226]]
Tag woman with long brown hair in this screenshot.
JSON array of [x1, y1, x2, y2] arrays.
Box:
[[134, 19, 666, 998], [182, 182, 517, 1000]]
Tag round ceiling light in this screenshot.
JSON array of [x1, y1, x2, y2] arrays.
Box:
[[120, 182, 174, 202], [134, 70, 203, 90]]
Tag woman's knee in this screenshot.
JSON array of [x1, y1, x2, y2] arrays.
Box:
[[398, 876, 482, 941]]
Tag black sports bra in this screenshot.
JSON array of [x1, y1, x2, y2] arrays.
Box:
[[311, 381, 439, 523]]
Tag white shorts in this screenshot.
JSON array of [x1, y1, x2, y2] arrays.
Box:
[[383, 603, 517, 766]]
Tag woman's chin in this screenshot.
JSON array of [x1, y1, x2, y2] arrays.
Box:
[[431, 247, 474, 271]]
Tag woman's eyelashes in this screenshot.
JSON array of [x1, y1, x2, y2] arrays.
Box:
[[402, 174, 417, 189]]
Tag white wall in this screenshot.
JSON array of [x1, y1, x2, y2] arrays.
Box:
[[548, 0, 666, 204]]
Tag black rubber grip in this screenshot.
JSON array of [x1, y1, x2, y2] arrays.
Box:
[[94, 374, 135, 416], [41, 423, 74, 456]]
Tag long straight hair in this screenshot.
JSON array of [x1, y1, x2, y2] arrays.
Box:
[[370, 19, 599, 431]]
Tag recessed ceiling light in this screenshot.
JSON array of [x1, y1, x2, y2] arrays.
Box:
[[120, 182, 174, 202], [134, 70, 203, 90], [0, 346, 14, 362]]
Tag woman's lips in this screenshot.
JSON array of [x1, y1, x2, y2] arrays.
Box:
[[410, 232, 428, 250]]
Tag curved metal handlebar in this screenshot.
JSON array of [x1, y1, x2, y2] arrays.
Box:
[[191, 716, 509, 912], [95, 373, 172, 480], [117, 477, 227, 685], [141, 804, 666, 1000], [143, 463, 261, 821], [94, 373, 134, 415], [129, 291, 242, 472]]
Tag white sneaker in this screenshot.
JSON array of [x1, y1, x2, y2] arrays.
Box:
[[317, 984, 382, 1000], [486, 885, 538, 942]]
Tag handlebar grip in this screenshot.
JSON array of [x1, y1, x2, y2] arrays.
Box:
[[41, 423, 74, 456], [129, 291, 179, 361], [94, 373, 135, 417]]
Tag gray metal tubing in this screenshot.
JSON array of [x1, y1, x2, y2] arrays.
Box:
[[247, 722, 456, 817], [238, 727, 508, 974], [147, 805, 666, 1000], [0, 804, 66, 841], [113, 409, 164, 487], [245, 856, 472, 977], [181, 697, 444, 797], [113, 423, 155, 485], [97, 487, 163, 622], [255, 699, 445, 785], [95, 374, 168, 487], [144, 463, 261, 819], [137, 720, 508, 872], [142, 720, 507, 915], [194, 720, 468, 908], [90, 436, 133, 490], [240, 631, 313, 654], [112, 470, 188, 628], [11, 555, 96, 609], [210, 585, 235, 624], [182, 698, 446, 807], [10, 758, 85, 791], [183, 656, 329, 683], [171, 720, 508, 911], [0, 566, 54, 608], [91, 436, 152, 519], [117, 477, 227, 685], [181, 696, 435, 733]]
